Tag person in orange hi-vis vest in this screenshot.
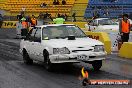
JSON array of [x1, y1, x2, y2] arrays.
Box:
[[31, 15, 37, 27], [119, 14, 131, 43], [21, 17, 28, 37]]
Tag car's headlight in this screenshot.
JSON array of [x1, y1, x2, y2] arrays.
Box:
[[94, 45, 104, 52], [53, 47, 70, 54]]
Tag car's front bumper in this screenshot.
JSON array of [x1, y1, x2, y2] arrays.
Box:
[[49, 51, 107, 63]]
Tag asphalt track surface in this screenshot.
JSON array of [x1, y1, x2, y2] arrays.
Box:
[[0, 28, 132, 88]]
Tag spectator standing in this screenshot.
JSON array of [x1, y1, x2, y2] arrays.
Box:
[[37, 13, 44, 26], [22, 6, 26, 12], [72, 12, 76, 22], [0, 14, 3, 28], [62, 0, 66, 5], [40, 2, 47, 8], [26, 15, 31, 23], [65, 13, 68, 21], [61, 14, 65, 19], [53, 0, 59, 5], [21, 6, 26, 15], [44, 12, 53, 21], [31, 15, 37, 27], [53, 0, 56, 5], [57, 13, 61, 17], [65, 13, 68, 20], [17, 14, 23, 22], [16, 19, 22, 38], [56, 0, 60, 5], [26, 15, 32, 32]]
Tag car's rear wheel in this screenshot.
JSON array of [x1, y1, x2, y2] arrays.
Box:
[[23, 50, 33, 65], [43, 51, 53, 71], [92, 60, 102, 71]]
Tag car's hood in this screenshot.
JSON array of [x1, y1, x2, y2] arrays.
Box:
[[42, 38, 103, 48], [98, 25, 119, 30]]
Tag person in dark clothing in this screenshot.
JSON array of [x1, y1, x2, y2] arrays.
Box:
[[65, 14, 68, 21], [61, 14, 65, 19], [53, 0, 56, 5], [56, 0, 60, 5], [17, 14, 23, 22], [62, 0, 66, 5], [119, 14, 131, 43], [72, 12, 76, 22], [53, 0, 59, 5], [0, 14, 3, 28], [57, 13, 61, 17], [26, 15, 31, 23], [40, 2, 47, 8], [43, 12, 53, 21], [44, 12, 50, 18]]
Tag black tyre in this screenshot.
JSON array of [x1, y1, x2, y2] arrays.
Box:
[[43, 51, 53, 71], [92, 60, 102, 71], [23, 50, 33, 65]]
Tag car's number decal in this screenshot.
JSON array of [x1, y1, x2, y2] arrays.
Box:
[[77, 55, 88, 61]]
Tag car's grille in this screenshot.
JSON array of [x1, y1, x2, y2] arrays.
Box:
[[89, 56, 96, 58], [72, 49, 93, 52]]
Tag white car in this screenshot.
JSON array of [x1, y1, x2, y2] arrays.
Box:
[[20, 24, 107, 71], [115, 18, 132, 25], [85, 18, 119, 31]]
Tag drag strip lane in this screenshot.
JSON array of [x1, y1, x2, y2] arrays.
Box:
[[0, 39, 131, 88], [0, 42, 21, 61]]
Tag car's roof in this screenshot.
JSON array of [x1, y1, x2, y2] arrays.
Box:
[[95, 18, 110, 20], [35, 24, 75, 28]]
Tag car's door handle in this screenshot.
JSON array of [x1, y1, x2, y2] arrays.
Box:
[[32, 43, 35, 45]]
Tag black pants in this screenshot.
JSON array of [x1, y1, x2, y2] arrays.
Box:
[[21, 28, 28, 36], [0, 21, 3, 28], [121, 33, 130, 42]]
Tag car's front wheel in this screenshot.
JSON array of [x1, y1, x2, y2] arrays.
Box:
[[23, 50, 33, 65], [92, 60, 102, 71], [43, 51, 53, 71]]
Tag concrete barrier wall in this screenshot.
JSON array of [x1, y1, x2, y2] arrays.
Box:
[[65, 22, 87, 28], [119, 42, 132, 59], [1, 21, 17, 28], [85, 31, 112, 54], [1, 21, 87, 29], [92, 30, 132, 51]]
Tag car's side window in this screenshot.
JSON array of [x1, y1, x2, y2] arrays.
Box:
[[34, 27, 41, 42], [89, 20, 94, 26], [31, 28, 37, 37], [93, 20, 98, 26], [26, 28, 37, 41]]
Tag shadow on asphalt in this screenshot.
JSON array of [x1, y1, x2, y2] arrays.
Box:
[[16, 61, 132, 80]]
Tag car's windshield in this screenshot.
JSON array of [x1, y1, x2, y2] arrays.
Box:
[[98, 19, 118, 25], [42, 25, 87, 39]]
